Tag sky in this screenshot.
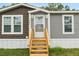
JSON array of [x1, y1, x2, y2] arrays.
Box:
[[0, 3, 79, 10], [31, 3, 79, 10]]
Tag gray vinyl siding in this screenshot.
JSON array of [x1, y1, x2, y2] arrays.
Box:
[[50, 13, 79, 38]]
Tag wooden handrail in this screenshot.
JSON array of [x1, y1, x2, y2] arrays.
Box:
[[30, 28, 49, 44], [29, 28, 49, 45], [29, 28, 34, 43], [44, 28, 49, 55], [29, 28, 34, 55], [29, 28, 49, 55], [44, 28, 50, 47], [44, 28, 48, 39]]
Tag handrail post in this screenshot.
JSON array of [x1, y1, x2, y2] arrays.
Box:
[[45, 28, 50, 47]]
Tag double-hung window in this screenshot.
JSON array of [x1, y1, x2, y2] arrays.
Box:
[[62, 15, 74, 34], [2, 15, 23, 34]]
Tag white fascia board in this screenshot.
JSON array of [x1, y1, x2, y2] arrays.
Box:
[[28, 9, 50, 13], [50, 11, 79, 13], [1, 3, 79, 14], [0, 3, 38, 13]]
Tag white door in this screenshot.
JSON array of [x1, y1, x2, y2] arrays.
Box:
[[34, 15, 45, 38]]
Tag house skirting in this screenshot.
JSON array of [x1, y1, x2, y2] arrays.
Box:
[[0, 39, 79, 48], [0, 39, 28, 48], [50, 39, 79, 48]]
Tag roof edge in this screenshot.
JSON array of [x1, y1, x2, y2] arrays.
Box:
[[28, 9, 50, 13], [49, 11, 79, 13], [0, 3, 39, 13], [0, 3, 79, 13]]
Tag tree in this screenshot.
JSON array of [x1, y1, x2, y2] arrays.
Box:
[[40, 3, 75, 11], [10, 3, 18, 6], [65, 5, 70, 11], [47, 3, 58, 11], [72, 9, 76, 11], [2, 5, 6, 8], [40, 3, 64, 11], [0, 3, 17, 9], [58, 4, 64, 11]]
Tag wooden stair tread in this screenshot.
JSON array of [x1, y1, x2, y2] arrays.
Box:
[[32, 37, 46, 39], [32, 42, 47, 43], [31, 39, 47, 41], [30, 54, 48, 56], [31, 48, 47, 50], [31, 44, 47, 46], [32, 43, 47, 44], [31, 50, 48, 52], [31, 43, 47, 45], [30, 46, 48, 48], [31, 52, 48, 53], [31, 40, 47, 42]]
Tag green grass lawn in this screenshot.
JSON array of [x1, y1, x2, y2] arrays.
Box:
[[1, 48, 79, 56], [49, 47, 79, 56], [0, 48, 29, 56]]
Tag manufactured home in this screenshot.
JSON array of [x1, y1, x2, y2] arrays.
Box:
[[0, 3, 79, 55]]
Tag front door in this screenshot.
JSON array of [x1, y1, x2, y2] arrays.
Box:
[[34, 15, 45, 38]]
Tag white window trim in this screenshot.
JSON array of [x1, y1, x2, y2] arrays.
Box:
[[2, 15, 23, 34], [62, 15, 74, 34], [48, 13, 50, 38]]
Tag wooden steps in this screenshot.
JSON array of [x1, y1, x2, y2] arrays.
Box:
[[29, 28, 49, 56], [31, 46, 47, 48], [30, 54, 48, 56], [30, 39, 49, 56]]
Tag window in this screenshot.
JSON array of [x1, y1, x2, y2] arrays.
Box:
[[35, 16, 44, 32], [4, 17, 11, 32], [14, 16, 21, 32], [34, 15, 45, 32], [2, 15, 23, 34], [35, 24, 43, 32], [62, 15, 74, 34]]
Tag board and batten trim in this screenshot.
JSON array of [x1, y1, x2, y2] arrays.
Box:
[[62, 15, 74, 34], [28, 13, 31, 45], [48, 13, 50, 39], [2, 15, 23, 34]]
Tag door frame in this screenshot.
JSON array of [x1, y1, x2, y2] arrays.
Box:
[[34, 15, 45, 37], [29, 13, 50, 40]]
